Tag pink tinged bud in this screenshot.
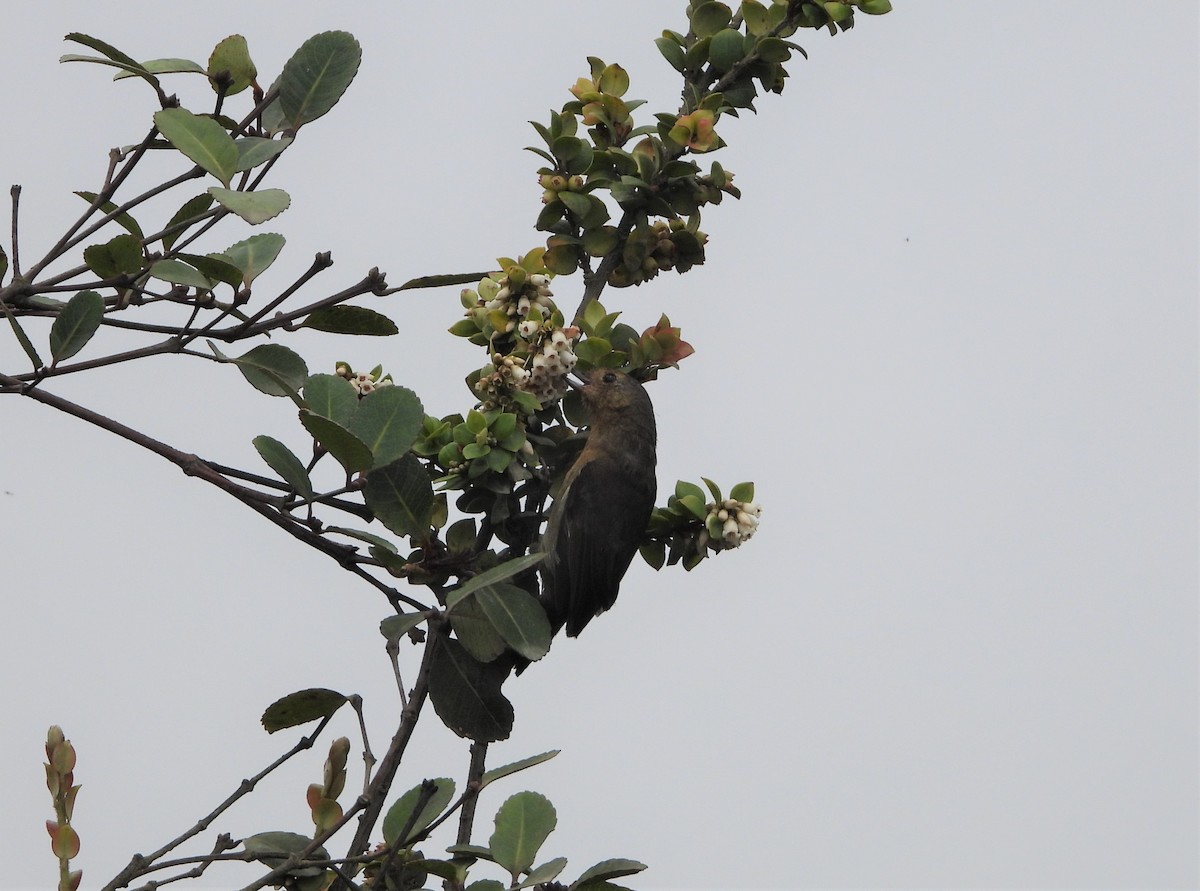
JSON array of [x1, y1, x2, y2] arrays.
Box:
[[68, 869, 83, 891], [306, 783, 325, 810], [49, 822, 80, 859]]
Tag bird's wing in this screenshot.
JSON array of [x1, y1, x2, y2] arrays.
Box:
[[547, 457, 649, 637]]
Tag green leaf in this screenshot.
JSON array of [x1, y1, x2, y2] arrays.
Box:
[[149, 258, 212, 289], [216, 232, 285, 285], [49, 290, 104, 363], [234, 135, 291, 172], [639, 540, 666, 571], [349, 385, 425, 468], [475, 584, 551, 662], [160, 194, 214, 251], [514, 857, 567, 889], [61, 33, 162, 91], [575, 858, 648, 884], [481, 750, 559, 788], [299, 412, 374, 473], [113, 57, 204, 79], [380, 612, 428, 642], [444, 553, 544, 611], [278, 31, 362, 129], [302, 373, 358, 426], [382, 778, 456, 846], [229, 343, 308, 398], [708, 27, 746, 74], [395, 271, 495, 291], [450, 597, 509, 663], [428, 636, 513, 742], [489, 791, 556, 878], [730, 481, 755, 502], [177, 252, 244, 288], [2, 301, 44, 369], [701, 477, 723, 502], [208, 34, 257, 95], [741, 0, 771, 36], [74, 191, 144, 240], [328, 526, 398, 552], [655, 36, 687, 73], [252, 435, 314, 499], [153, 108, 238, 187], [465, 879, 505, 891], [260, 688, 347, 733], [0, 242, 7, 283], [242, 831, 329, 873], [208, 187, 291, 224], [83, 233, 143, 279], [677, 494, 707, 521], [756, 36, 792, 63], [300, 305, 398, 336], [690, 1, 733, 37], [363, 454, 433, 536]]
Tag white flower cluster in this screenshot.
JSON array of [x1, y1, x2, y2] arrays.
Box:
[[480, 273, 555, 332], [708, 498, 762, 548], [336, 364, 393, 397], [521, 326, 579, 400]]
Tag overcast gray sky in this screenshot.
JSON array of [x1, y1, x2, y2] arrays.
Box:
[[3, 3, 1196, 890]]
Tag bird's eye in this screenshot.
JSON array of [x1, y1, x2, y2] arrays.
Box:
[[603, 371, 617, 383]]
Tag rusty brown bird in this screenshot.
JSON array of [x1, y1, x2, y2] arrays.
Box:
[[539, 369, 657, 637]]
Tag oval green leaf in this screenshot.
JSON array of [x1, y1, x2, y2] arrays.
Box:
[[444, 553, 544, 612], [260, 687, 347, 733], [230, 343, 308, 398], [302, 373, 358, 426], [149, 258, 212, 289], [208, 34, 257, 95], [234, 135, 291, 172], [382, 778, 457, 846], [481, 750, 560, 788], [300, 305, 398, 336], [160, 194, 215, 251], [299, 412, 374, 473], [363, 453, 433, 536], [349, 385, 424, 467], [208, 187, 290, 224], [489, 791, 557, 878], [154, 107, 238, 186], [83, 233, 143, 279], [215, 232, 285, 285], [252, 435, 314, 499], [428, 636, 513, 743], [475, 584, 551, 662], [278, 31, 362, 129], [49, 290, 104, 363]]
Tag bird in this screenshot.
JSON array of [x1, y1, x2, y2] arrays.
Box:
[[539, 368, 657, 638]]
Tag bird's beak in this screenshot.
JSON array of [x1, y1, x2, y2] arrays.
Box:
[[565, 371, 586, 391]]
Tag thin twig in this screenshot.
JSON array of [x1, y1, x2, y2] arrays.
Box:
[[455, 742, 489, 847], [9, 185, 21, 279], [348, 695, 377, 797], [100, 715, 337, 891], [332, 629, 440, 891]]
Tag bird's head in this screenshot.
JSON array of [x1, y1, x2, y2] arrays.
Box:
[[570, 369, 655, 435]]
